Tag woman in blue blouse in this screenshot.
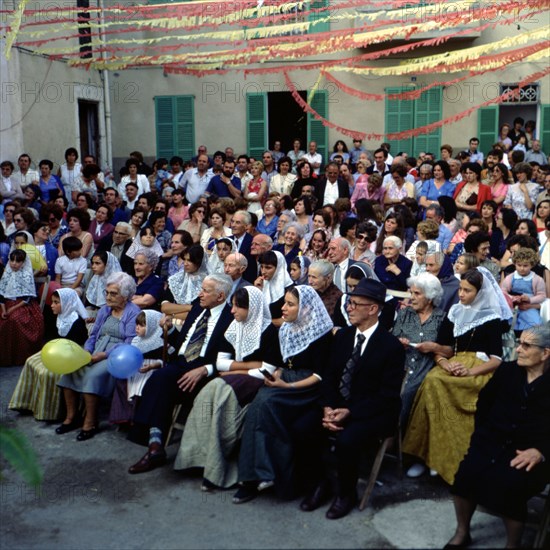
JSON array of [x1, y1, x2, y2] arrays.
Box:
[[38, 159, 65, 204], [419, 160, 455, 213]]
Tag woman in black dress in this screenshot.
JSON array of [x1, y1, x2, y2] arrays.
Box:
[[445, 324, 550, 548], [233, 285, 333, 503]]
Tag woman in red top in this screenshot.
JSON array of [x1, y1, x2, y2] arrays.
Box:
[[454, 163, 492, 214]]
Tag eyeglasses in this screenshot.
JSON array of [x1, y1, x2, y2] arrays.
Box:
[[356, 234, 369, 241], [103, 290, 120, 297], [517, 340, 545, 350], [14, 218, 23, 223], [5, 209, 15, 214], [347, 299, 375, 309]]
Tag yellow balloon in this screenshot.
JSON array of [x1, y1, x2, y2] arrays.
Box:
[[41, 339, 92, 375], [19, 243, 47, 273]]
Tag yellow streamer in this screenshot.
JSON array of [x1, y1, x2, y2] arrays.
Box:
[[4, 0, 29, 59]]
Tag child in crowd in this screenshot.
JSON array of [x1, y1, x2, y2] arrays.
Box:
[[410, 241, 428, 277], [453, 253, 480, 277], [500, 247, 546, 333], [125, 226, 164, 266], [207, 237, 235, 274], [55, 236, 87, 295], [109, 310, 164, 425], [289, 255, 311, 285], [154, 158, 170, 192]]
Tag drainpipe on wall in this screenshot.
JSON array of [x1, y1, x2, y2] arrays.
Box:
[[98, 0, 112, 172]]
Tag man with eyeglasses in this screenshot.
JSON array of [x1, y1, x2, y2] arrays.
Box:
[[260, 151, 278, 189], [1, 161, 25, 204], [97, 221, 134, 273], [296, 278, 405, 520]]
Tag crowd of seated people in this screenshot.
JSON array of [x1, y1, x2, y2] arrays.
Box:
[[1, 131, 549, 545]]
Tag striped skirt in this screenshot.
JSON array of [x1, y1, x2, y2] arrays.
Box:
[[9, 351, 63, 421]]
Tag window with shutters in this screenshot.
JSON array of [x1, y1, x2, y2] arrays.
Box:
[[385, 87, 442, 156], [154, 96, 194, 161]]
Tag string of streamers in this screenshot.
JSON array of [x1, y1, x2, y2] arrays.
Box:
[[284, 67, 550, 142]]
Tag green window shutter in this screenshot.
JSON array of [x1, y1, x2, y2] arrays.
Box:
[[175, 96, 194, 162], [413, 87, 442, 156], [154, 95, 194, 161], [539, 104, 550, 155], [246, 93, 267, 159], [155, 96, 175, 160], [308, 0, 329, 34], [308, 89, 328, 167], [385, 87, 414, 155], [477, 106, 498, 156]]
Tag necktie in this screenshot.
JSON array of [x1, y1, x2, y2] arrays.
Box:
[[339, 333, 365, 400], [333, 264, 342, 291], [183, 309, 211, 363]]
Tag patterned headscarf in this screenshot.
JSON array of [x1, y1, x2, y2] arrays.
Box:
[[56, 288, 88, 337], [279, 285, 333, 362], [125, 232, 164, 259], [167, 253, 208, 305], [85, 252, 122, 307], [263, 250, 293, 305], [0, 253, 36, 299], [131, 310, 164, 354], [448, 266, 512, 337], [224, 286, 271, 361]]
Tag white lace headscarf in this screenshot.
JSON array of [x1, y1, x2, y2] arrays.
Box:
[[56, 288, 88, 337], [224, 286, 272, 361], [0, 253, 36, 299], [131, 310, 164, 354], [448, 266, 512, 337], [207, 237, 237, 275], [85, 252, 122, 307], [263, 250, 293, 305], [279, 285, 334, 362], [125, 232, 164, 259], [167, 251, 208, 305]]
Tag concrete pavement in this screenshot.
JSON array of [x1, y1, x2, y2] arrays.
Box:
[[0, 366, 541, 549]]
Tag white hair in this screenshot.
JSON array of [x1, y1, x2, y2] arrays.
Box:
[[283, 221, 306, 240], [310, 259, 334, 278], [135, 248, 159, 270], [407, 272, 444, 307], [384, 235, 403, 250], [106, 272, 136, 300], [205, 273, 233, 297]]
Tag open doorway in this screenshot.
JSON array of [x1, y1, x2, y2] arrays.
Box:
[[268, 91, 308, 154], [78, 100, 100, 161]]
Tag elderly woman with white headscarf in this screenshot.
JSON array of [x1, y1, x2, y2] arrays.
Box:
[[174, 286, 281, 490], [404, 267, 512, 484], [9, 288, 88, 420], [234, 285, 334, 504]]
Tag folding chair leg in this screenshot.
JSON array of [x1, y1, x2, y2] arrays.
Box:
[[359, 437, 391, 511]]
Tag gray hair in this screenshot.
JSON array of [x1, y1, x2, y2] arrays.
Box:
[[283, 221, 306, 240], [426, 204, 444, 219], [115, 221, 131, 233], [310, 259, 334, 278], [407, 272, 444, 307], [135, 248, 159, 270], [234, 210, 251, 225], [523, 324, 550, 349], [204, 273, 233, 298], [426, 251, 445, 267], [384, 235, 403, 250], [106, 272, 136, 300], [226, 252, 248, 269]]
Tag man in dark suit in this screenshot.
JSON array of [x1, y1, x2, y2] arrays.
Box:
[[297, 278, 405, 519], [97, 221, 134, 274], [128, 273, 234, 474], [231, 210, 257, 283], [315, 162, 350, 206]]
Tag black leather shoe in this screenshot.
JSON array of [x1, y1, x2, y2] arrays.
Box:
[[325, 494, 357, 520], [232, 484, 259, 504], [443, 534, 472, 548], [55, 418, 82, 435], [76, 427, 99, 441], [300, 482, 331, 512], [128, 449, 167, 474]]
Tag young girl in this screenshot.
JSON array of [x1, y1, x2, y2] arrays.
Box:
[[207, 237, 236, 274], [162, 244, 208, 323], [0, 249, 44, 366], [125, 226, 164, 271], [500, 247, 546, 333], [289, 255, 311, 285], [303, 228, 330, 261], [453, 253, 480, 278], [410, 241, 429, 277], [55, 236, 87, 295], [109, 309, 165, 425], [85, 250, 122, 317], [12, 230, 48, 276], [9, 288, 88, 420]]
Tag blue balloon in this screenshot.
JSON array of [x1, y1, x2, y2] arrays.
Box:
[[107, 344, 143, 379]]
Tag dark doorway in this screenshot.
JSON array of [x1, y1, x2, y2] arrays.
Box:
[[268, 91, 308, 154], [78, 100, 99, 162]]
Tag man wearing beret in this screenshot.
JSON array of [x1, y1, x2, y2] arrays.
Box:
[[296, 278, 406, 519]]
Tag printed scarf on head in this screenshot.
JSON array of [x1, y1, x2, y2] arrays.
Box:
[[0, 254, 36, 299]]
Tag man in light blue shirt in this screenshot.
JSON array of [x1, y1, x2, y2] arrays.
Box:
[[180, 154, 212, 204], [464, 137, 484, 165]]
